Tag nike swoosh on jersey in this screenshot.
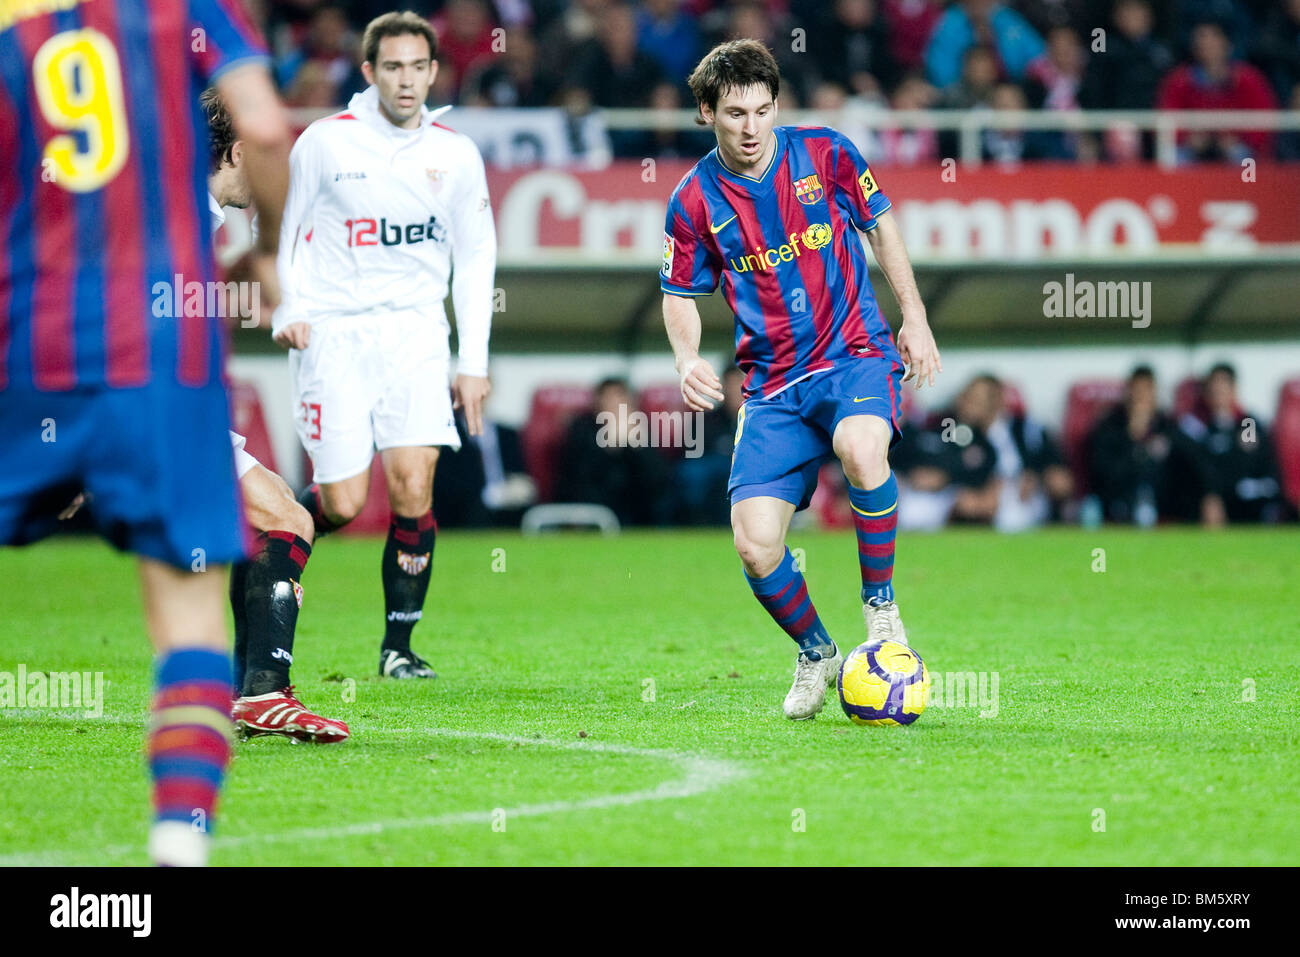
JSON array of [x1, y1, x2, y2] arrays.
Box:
[[853, 396, 883, 403], [709, 215, 738, 233]]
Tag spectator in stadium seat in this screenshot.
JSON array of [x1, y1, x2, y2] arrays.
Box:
[[434, 411, 537, 528], [556, 378, 671, 526], [461, 28, 558, 107], [813, 0, 902, 100], [720, 1, 813, 106], [636, 0, 701, 95], [980, 376, 1075, 532], [892, 377, 1003, 532], [937, 44, 1001, 110], [925, 0, 1046, 90], [877, 73, 940, 165], [673, 364, 744, 526], [1156, 20, 1278, 163], [1078, 0, 1174, 160], [1079, 0, 1172, 109], [1172, 0, 1257, 60], [982, 83, 1069, 162], [564, 2, 667, 154], [431, 0, 500, 102], [1009, 0, 1092, 35], [1177, 364, 1287, 524], [1256, 0, 1300, 103], [1086, 366, 1214, 525], [277, 5, 363, 105], [880, 0, 943, 75]]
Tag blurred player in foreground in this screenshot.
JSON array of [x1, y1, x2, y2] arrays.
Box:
[[661, 40, 942, 720], [0, 0, 289, 863], [202, 89, 348, 743], [273, 11, 497, 680]]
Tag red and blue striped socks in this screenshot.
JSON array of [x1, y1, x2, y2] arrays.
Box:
[[147, 648, 232, 866], [848, 471, 899, 606], [744, 547, 835, 659]]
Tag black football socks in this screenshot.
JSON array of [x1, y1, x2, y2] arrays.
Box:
[[381, 510, 436, 656], [239, 531, 312, 697]]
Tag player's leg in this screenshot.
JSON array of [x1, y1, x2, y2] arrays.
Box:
[[138, 557, 234, 867], [231, 462, 348, 743], [733, 493, 843, 719], [289, 323, 377, 535], [376, 444, 440, 678], [833, 410, 908, 647]]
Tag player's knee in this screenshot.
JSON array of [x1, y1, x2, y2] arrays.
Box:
[[320, 488, 365, 526], [279, 501, 315, 545], [386, 471, 432, 515], [839, 436, 890, 489], [732, 523, 783, 577]]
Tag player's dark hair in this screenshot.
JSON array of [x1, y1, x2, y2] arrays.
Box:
[[1129, 364, 1155, 383], [199, 87, 236, 173], [687, 39, 780, 117], [363, 11, 438, 67], [596, 377, 630, 397]]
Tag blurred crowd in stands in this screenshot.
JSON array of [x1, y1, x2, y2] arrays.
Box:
[[253, 0, 1300, 162], [431, 363, 1297, 530]]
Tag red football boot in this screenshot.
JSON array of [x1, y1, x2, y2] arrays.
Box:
[[232, 686, 350, 744]]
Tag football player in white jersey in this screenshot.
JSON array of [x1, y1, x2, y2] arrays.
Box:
[[203, 88, 349, 742], [272, 12, 497, 680]]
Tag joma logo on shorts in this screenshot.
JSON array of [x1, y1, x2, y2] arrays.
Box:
[[344, 216, 447, 248]]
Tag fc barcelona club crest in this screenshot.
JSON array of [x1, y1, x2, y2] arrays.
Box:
[[397, 550, 430, 575], [793, 174, 824, 205]]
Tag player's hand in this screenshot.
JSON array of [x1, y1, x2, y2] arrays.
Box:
[[679, 355, 724, 411], [453, 374, 491, 436], [273, 322, 311, 350], [58, 492, 89, 521], [897, 316, 942, 390]]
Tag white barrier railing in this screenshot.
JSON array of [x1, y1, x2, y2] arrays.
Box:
[[290, 106, 1300, 169]]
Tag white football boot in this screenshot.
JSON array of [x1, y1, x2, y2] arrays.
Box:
[[782, 644, 842, 720], [864, 600, 909, 647]]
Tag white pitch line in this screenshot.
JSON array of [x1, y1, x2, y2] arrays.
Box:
[[0, 728, 751, 865]]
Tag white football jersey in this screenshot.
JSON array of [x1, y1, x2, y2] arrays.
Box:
[[272, 86, 496, 376]]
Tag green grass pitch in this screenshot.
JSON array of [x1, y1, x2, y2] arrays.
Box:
[[1, 527, 1297, 866]]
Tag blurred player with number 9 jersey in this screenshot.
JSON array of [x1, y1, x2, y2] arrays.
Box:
[[0, 0, 291, 865]]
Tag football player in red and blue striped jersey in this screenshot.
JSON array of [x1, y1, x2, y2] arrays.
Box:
[[0, 0, 291, 864], [662, 39, 942, 720]]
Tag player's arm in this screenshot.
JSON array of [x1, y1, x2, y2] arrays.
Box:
[[865, 210, 942, 390], [664, 293, 724, 412], [660, 184, 723, 410], [270, 131, 326, 350], [448, 139, 497, 436], [190, 0, 290, 308]]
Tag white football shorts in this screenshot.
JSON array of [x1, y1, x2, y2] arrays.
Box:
[[289, 313, 461, 484], [231, 431, 260, 480]]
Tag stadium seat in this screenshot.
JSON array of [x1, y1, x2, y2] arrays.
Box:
[[1001, 382, 1027, 418], [638, 382, 689, 460], [1173, 375, 1201, 418], [521, 384, 595, 502], [1274, 378, 1300, 509], [1062, 379, 1126, 493], [228, 379, 280, 475]]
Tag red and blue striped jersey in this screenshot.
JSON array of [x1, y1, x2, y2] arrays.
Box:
[[661, 125, 901, 399], [0, 0, 267, 392]]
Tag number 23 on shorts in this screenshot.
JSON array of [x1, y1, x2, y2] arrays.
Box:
[[301, 402, 322, 441]]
